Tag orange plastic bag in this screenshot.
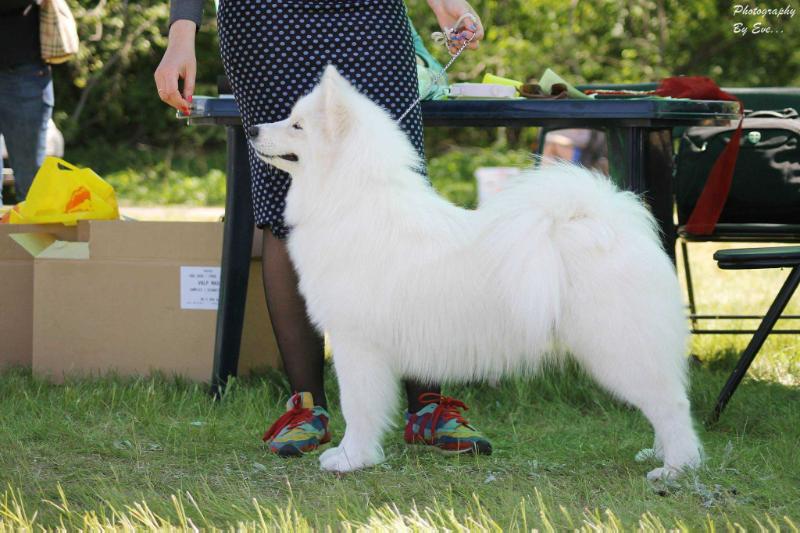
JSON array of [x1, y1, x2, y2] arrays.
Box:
[[6, 157, 119, 226]]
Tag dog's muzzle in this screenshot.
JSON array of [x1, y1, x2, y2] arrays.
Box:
[[246, 126, 299, 162]]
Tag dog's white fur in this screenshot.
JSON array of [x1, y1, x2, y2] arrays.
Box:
[[250, 66, 702, 480]]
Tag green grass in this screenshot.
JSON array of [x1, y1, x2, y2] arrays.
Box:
[[0, 358, 798, 531], [1, 240, 799, 531]]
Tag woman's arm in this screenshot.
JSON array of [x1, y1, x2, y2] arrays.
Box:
[[155, 0, 200, 115]]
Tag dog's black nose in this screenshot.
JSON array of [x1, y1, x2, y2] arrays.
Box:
[[246, 126, 259, 139]]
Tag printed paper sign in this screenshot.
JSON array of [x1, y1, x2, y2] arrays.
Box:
[[180, 266, 221, 310]]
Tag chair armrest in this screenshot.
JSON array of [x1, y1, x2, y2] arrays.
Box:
[[714, 246, 800, 270]]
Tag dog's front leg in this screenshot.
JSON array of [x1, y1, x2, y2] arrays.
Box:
[[320, 339, 398, 473]]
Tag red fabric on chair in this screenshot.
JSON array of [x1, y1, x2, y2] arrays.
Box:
[[655, 76, 744, 235]]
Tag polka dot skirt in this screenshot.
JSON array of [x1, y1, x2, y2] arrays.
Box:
[[218, 0, 425, 239]]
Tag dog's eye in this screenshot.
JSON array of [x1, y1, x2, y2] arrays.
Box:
[[292, 122, 302, 130]]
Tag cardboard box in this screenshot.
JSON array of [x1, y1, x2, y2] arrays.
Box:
[[11, 220, 280, 382], [1, 223, 82, 368]]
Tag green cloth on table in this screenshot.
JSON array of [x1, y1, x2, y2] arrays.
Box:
[[409, 18, 449, 101]]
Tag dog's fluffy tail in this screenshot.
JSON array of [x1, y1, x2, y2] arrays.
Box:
[[474, 162, 663, 360], [479, 161, 688, 376], [513, 163, 687, 362], [530, 162, 660, 253], [542, 165, 684, 349]]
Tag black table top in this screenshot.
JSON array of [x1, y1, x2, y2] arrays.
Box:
[[185, 95, 740, 129]]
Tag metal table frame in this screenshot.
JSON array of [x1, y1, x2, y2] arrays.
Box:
[[186, 96, 740, 395]]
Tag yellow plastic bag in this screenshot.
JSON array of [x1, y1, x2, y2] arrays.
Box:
[[7, 157, 119, 226]]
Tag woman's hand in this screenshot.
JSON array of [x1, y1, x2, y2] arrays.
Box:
[[154, 20, 197, 116], [427, 0, 484, 55]]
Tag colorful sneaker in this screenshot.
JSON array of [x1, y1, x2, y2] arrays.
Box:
[[404, 393, 492, 455], [262, 392, 331, 457]]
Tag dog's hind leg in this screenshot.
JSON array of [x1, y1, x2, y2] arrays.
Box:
[[320, 338, 399, 473], [564, 314, 702, 481]]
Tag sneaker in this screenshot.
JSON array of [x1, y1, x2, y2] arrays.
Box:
[[262, 392, 331, 457], [404, 393, 492, 455]]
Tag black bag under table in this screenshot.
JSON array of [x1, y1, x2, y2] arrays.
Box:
[[183, 95, 740, 394]]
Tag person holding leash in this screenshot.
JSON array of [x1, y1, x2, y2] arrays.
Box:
[[155, 0, 491, 458]]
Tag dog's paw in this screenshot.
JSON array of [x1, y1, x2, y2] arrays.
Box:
[[319, 445, 383, 473]]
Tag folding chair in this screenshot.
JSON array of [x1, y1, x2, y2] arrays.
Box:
[[679, 226, 800, 334], [707, 245, 800, 423]]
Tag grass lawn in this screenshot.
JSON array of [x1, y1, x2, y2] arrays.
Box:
[[1, 243, 799, 531]]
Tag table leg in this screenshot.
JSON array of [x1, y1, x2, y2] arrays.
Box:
[[607, 127, 675, 261], [211, 126, 254, 397], [644, 129, 676, 262], [606, 127, 646, 192]]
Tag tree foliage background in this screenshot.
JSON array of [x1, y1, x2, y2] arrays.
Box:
[[50, 0, 800, 203]]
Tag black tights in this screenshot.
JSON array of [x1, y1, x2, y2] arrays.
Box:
[[261, 228, 438, 412]]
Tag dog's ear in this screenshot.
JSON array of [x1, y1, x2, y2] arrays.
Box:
[[319, 65, 352, 138], [321, 64, 347, 87]]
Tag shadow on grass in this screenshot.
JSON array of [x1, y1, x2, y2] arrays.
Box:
[[4, 353, 796, 428], [691, 347, 800, 435], [698, 345, 747, 373], [2, 354, 798, 454]]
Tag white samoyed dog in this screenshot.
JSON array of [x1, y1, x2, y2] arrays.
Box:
[[248, 65, 702, 480]]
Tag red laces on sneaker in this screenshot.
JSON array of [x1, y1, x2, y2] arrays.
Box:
[[417, 393, 472, 440], [262, 393, 313, 442]]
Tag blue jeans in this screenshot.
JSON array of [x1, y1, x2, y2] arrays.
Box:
[[0, 63, 54, 205]]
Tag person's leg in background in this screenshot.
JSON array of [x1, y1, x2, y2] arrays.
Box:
[[258, 225, 334, 457], [542, 132, 578, 162], [0, 63, 54, 205], [261, 226, 327, 410]]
